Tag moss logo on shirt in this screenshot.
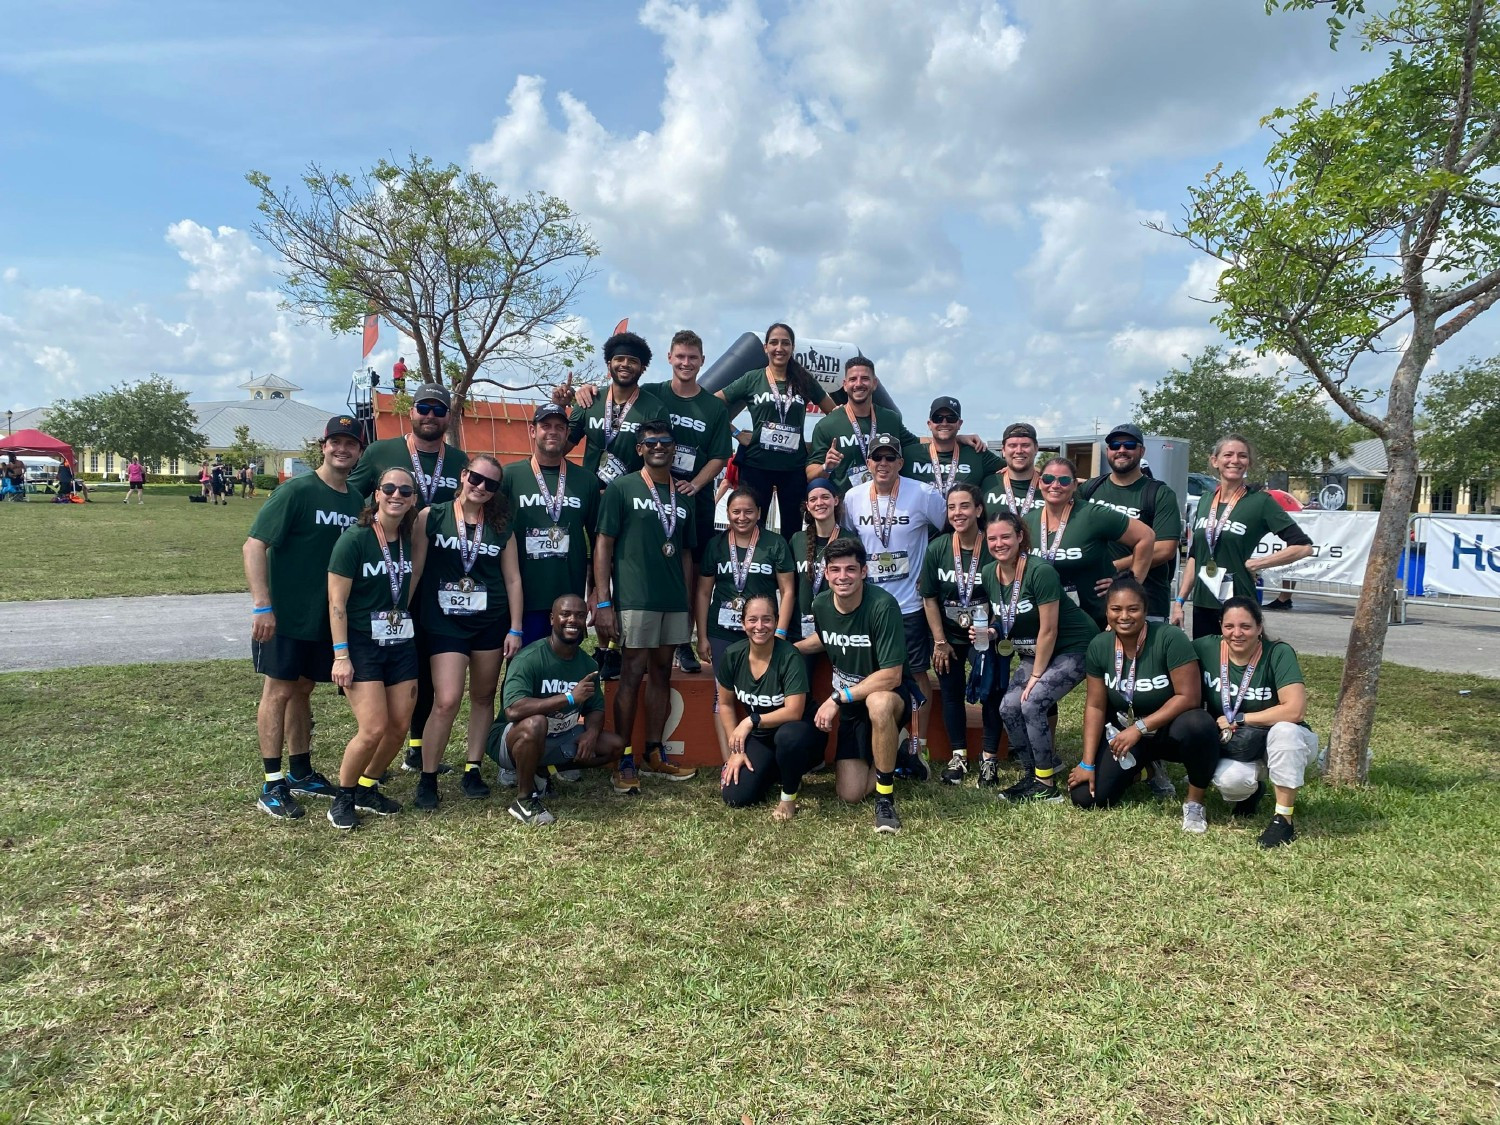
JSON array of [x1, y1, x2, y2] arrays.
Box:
[[822, 631, 871, 647], [315, 510, 358, 527], [1104, 672, 1170, 691], [516, 493, 583, 509]]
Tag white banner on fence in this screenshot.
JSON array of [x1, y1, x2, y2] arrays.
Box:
[[1416, 517, 1500, 599], [1257, 510, 1378, 590]]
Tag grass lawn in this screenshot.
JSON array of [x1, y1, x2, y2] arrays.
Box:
[[0, 487, 267, 601], [1, 657, 1497, 1123]]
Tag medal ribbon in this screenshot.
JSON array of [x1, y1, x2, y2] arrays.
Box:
[[870, 479, 901, 549], [1039, 500, 1072, 561], [1003, 471, 1037, 515], [765, 371, 794, 425], [603, 387, 640, 449], [373, 522, 407, 610], [406, 434, 445, 506], [844, 404, 874, 468], [641, 471, 678, 544], [729, 529, 759, 593], [929, 441, 960, 494], [997, 555, 1027, 640], [952, 532, 981, 608], [453, 504, 484, 577], [811, 535, 830, 595], [1219, 639, 1262, 727], [1112, 622, 1148, 716], [1204, 486, 1245, 555], [530, 457, 567, 525]]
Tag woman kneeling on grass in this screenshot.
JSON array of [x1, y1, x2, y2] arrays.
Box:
[[1069, 576, 1220, 833], [1195, 596, 1319, 849], [716, 593, 825, 820], [326, 467, 427, 830]]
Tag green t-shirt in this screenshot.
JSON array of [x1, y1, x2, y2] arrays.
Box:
[[788, 529, 833, 620], [902, 441, 1004, 494], [247, 471, 363, 641], [500, 638, 605, 734], [1024, 501, 1131, 628], [568, 383, 665, 481], [347, 436, 469, 508], [698, 530, 795, 640], [500, 458, 601, 613], [810, 584, 907, 690], [981, 472, 1045, 521], [644, 380, 733, 482], [418, 501, 513, 635], [1085, 623, 1198, 724], [978, 556, 1098, 658], [1193, 636, 1305, 718], [807, 404, 921, 491], [918, 532, 990, 647], [1084, 475, 1181, 619], [1188, 488, 1302, 608], [714, 637, 810, 721], [328, 524, 416, 635], [720, 366, 823, 472], [596, 472, 697, 611]]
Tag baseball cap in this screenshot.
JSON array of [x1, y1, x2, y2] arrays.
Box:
[[1002, 422, 1038, 443], [929, 396, 962, 420], [533, 402, 569, 424], [1106, 423, 1145, 444], [869, 432, 902, 456], [412, 382, 451, 408], [323, 415, 366, 446]]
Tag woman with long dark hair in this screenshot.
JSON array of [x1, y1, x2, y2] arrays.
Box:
[[327, 466, 428, 829], [716, 322, 837, 538], [410, 453, 525, 811], [788, 477, 843, 641]]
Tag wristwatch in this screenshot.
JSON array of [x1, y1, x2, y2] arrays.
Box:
[[1134, 718, 1150, 736]]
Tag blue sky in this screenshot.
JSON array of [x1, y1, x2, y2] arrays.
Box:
[[4, 0, 1489, 440]]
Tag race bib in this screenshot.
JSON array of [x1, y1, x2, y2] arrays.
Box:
[[525, 528, 570, 558], [1197, 566, 1234, 602], [869, 550, 910, 583], [438, 583, 487, 616], [942, 602, 972, 623], [760, 423, 801, 453], [1015, 641, 1038, 657], [847, 464, 872, 486], [717, 603, 744, 631], [546, 711, 579, 736], [370, 610, 414, 646], [832, 667, 864, 696], [598, 454, 627, 483], [1064, 585, 1080, 606], [672, 445, 697, 475]]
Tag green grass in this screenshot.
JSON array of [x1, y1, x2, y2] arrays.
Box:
[[0, 489, 267, 601], [1, 657, 1497, 1123]]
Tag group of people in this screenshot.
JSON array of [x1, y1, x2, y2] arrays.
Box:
[[198, 460, 256, 504], [243, 326, 1320, 847]]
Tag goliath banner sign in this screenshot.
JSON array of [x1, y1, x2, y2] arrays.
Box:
[[1414, 517, 1500, 599], [795, 340, 864, 400], [1257, 511, 1378, 590]]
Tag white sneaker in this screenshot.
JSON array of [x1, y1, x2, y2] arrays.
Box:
[[1181, 801, 1208, 834]]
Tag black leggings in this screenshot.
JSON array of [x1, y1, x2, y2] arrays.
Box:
[[1070, 708, 1219, 809], [933, 645, 1002, 752], [409, 623, 434, 745], [721, 721, 825, 806], [1191, 605, 1222, 640], [738, 463, 806, 543]]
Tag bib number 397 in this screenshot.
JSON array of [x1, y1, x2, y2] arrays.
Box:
[[371, 611, 415, 646]]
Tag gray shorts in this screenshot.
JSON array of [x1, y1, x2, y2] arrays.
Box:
[[620, 609, 691, 649], [491, 722, 582, 771]]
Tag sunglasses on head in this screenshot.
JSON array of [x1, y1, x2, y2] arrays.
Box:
[[639, 435, 675, 447], [414, 402, 449, 418], [869, 452, 900, 463], [1107, 440, 1141, 451], [930, 413, 960, 425], [1040, 473, 1073, 486], [378, 483, 415, 497], [467, 470, 500, 492]]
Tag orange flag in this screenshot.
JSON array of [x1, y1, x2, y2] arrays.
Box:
[[362, 313, 379, 358]]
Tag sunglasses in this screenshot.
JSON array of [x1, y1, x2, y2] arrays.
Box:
[[1040, 473, 1074, 486], [414, 402, 449, 418], [639, 436, 676, 447], [869, 453, 900, 463], [378, 483, 415, 497], [467, 471, 500, 492], [1107, 440, 1141, 451], [930, 414, 960, 425]]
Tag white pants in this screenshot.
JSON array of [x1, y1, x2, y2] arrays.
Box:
[[1213, 722, 1319, 802]]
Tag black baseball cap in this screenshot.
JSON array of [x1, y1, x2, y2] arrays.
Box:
[[1106, 423, 1145, 444], [533, 402, 568, 424], [1002, 422, 1038, 443], [869, 432, 903, 456], [929, 396, 962, 420], [412, 382, 451, 407], [322, 415, 366, 446]]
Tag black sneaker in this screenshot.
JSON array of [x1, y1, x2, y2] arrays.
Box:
[[1258, 814, 1296, 848], [874, 796, 902, 835], [403, 748, 452, 774], [1264, 598, 1293, 611], [352, 786, 402, 816], [460, 768, 491, 800], [1232, 780, 1265, 818], [941, 753, 968, 786], [676, 642, 702, 674], [256, 779, 305, 821], [286, 770, 336, 799], [509, 793, 557, 826], [999, 770, 1035, 801], [895, 744, 930, 782], [327, 791, 358, 830], [413, 777, 440, 812], [1004, 775, 1065, 804], [597, 647, 622, 682], [976, 758, 1002, 789]]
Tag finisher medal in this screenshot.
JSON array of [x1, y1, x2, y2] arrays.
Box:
[[957, 610, 973, 630], [996, 639, 1015, 657], [663, 542, 676, 558]]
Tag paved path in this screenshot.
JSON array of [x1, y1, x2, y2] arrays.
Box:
[[1, 591, 1497, 679]]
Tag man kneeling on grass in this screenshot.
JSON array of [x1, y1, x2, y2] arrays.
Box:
[[486, 594, 624, 825]]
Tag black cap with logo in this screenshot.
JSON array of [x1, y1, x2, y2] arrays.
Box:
[[412, 382, 451, 408], [323, 415, 367, 446], [929, 396, 962, 420]]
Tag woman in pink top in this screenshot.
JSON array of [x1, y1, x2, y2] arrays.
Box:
[[124, 456, 147, 505]]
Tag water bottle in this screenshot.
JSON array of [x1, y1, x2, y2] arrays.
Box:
[[1105, 722, 1136, 771], [971, 605, 990, 652]]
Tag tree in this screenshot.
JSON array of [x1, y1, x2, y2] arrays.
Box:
[[1164, 0, 1500, 784], [298, 438, 324, 472], [224, 424, 271, 473], [1418, 356, 1500, 487], [1136, 345, 1357, 473], [46, 375, 206, 469], [247, 155, 599, 434]]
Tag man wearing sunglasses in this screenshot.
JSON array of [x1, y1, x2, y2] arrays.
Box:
[[981, 422, 1044, 520], [903, 395, 1004, 495], [1080, 424, 1182, 622]]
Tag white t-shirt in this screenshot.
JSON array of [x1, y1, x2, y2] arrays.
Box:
[[841, 478, 947, 614]]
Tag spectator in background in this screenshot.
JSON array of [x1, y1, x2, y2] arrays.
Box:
[[211, 461, 228, 506], [124, 456, 146, 505], [393, 356, 408, 394], [199, 461, 212, 502]]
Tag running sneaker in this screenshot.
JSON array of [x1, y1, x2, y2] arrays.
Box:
[[1003, 775, 1064, 804], [403, 748, 451, 775], [611, 759, 641, 795], [941, 752, 968, 786], [256, 779, 305, 821], [327, 792, 358, 830], [286, 770, 337, 799], [413, 778, 440, 812], [1257, 814, 1296, 849], [497, 766, 518, 787], [643, 748, 696, 782], [895, 744, 930, 783], [1232, 780, 1265, 818], [1181, 801, 1208, 834], [874, 796, 902, 835], [597, 647, 622, 682], [1147, 760, 1177, 799], [554, 768, 583, 783], [460, 768, 491, 800], [509, 794, 557, 826], [353, 786, 402, 816], [998, 770, 1035, 802], [676, 642, 702, 674], [976, 758, 1002, 789]]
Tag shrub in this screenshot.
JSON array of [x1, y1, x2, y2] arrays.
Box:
[[254, 474, 279, 492]]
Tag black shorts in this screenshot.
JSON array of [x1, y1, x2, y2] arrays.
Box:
[[252, 633, 334, 683], [427, 616, 510, 656], [835, 682, 914, 762], [902, 611, 933, 675], [347, 630, 419, 684], [129, 481, 144, 491]]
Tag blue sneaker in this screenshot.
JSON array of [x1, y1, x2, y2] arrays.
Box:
[[257, 779, 305, 821], [287, 770, 337, 799]]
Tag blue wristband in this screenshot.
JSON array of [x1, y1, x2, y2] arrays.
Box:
[[840, 687, 854, 704], [775, 628, 788, 638], [565, 690, 576, 707], [332, 642, 349, 654], [508, 628, 524, 637], [252, 606, 272, 615], [596, 600, 612, 610], [1078, 761, 1096, 772]]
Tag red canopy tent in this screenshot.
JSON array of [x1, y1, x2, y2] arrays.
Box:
[[0, 428, 75, 467]]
